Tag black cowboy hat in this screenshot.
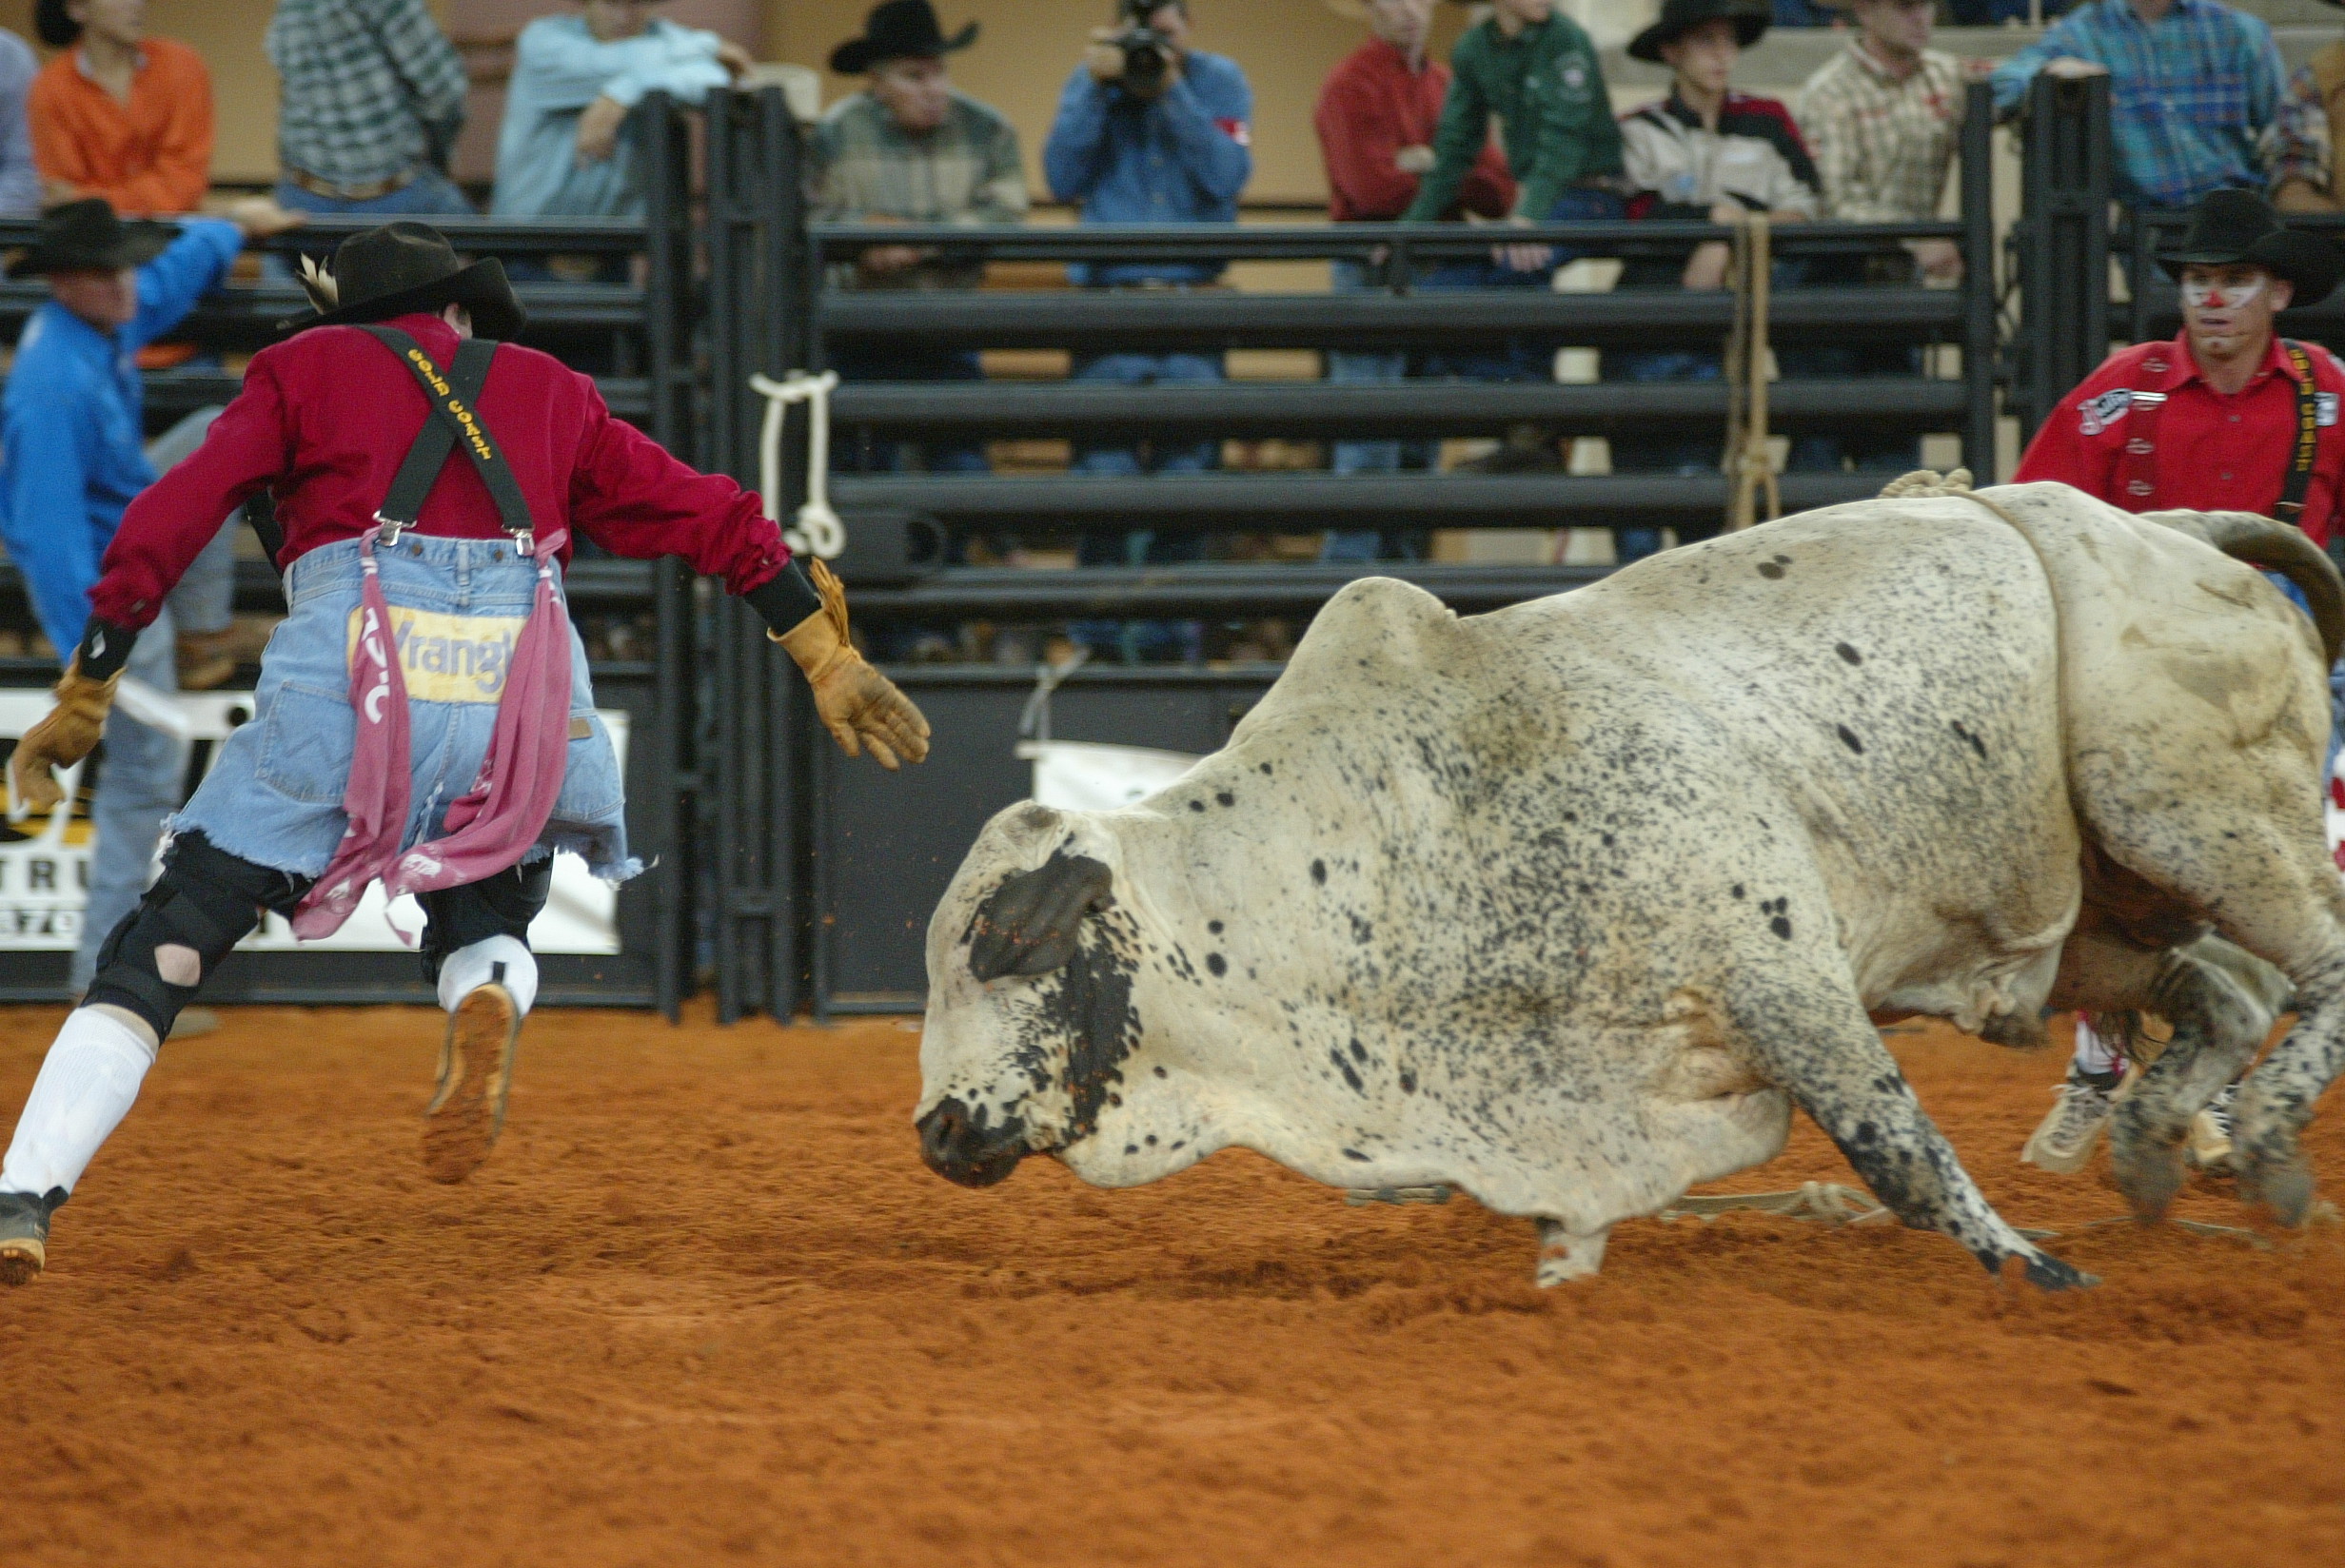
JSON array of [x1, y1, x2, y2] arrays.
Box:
[[828, 0, 976, 75], [6, 199, 177, 279], [1628, 0, 1770, 64], [278, 222, 526, 341], [2158, 187, 2345, 308], [34, 0, 79, 49]]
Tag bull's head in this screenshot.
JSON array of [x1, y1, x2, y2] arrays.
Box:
[[916, 805, 1159, 1188]]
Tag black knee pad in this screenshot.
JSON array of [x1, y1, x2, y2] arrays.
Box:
[[85, 832, 312, 1040], [418, 858, 553, 983]]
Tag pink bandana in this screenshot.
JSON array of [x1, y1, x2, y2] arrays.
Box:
[[291, 529, 576, 941]]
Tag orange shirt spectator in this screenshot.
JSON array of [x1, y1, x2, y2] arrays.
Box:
[[29, 0, 213, 215]]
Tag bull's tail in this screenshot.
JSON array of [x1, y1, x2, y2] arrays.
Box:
[[2148, 510, 2345, 668]]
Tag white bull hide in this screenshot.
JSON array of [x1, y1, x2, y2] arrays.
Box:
[[916, 481, 2345, 1288]]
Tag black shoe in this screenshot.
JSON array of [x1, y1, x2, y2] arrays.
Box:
[[0, 1188, 64, 1285]]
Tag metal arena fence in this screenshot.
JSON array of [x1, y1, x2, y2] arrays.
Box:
[[0, 81, 2038, 1021]]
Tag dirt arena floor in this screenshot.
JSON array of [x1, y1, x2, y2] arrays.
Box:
[[2, 1005, 2340, 1568]]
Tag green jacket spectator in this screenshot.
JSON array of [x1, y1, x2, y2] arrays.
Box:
[[1403, 1, 1623, 223]]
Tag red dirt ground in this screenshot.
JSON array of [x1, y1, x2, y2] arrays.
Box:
[[2, 1004, 2339, 1568]]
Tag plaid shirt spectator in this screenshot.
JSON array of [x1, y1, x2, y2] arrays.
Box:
[[1990, 0, 2326, 209], [266, 0, 467, 191], [1796, 37, 1966, 222], [812, 91, 1025, 290]]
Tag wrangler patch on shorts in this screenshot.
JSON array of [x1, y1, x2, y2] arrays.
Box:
[[2079, 387, 2133, 437], [345, 606, 526, 703]]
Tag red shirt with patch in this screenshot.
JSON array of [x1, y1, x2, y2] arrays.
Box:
[[2014, 330, 2345, 549]]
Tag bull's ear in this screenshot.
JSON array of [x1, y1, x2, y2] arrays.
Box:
[[969, 852, 1113, 982]]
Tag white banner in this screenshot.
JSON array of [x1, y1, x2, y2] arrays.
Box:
[[0, 687, 621, 955]]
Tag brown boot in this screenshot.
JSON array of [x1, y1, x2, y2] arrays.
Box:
[[422, 983, 522, 1185]]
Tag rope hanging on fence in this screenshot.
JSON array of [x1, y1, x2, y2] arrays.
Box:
[[749, 369, 846, 559], [1722, 210, 1780, 533]]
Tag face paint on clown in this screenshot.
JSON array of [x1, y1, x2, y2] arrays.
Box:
[[2180, 261, 2293, 369]]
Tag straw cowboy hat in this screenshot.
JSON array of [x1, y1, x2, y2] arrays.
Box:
[[828, 0, 977, 75], [281, 222, 527, 342], [2158, 187, 2345, 307]]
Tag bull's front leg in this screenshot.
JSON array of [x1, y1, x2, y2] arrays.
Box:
[[1734, 977, 2097, 1290], [2105, 942, 2280, 1219], [2235, 948, 2345, 1225], [1533, 1219, 1611, 1285]]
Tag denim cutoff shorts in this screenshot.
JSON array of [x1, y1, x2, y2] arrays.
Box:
[[169, 533, 640, 885]]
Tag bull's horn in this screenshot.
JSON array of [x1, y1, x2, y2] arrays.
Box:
[[968, 851, 1114, 982]]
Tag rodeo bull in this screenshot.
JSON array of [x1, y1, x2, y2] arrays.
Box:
[[914, 475, 2345, 1289]]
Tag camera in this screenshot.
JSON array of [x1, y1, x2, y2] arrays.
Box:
[[1109, 0, 1174, 98], [1113, 25, 1172, 95]]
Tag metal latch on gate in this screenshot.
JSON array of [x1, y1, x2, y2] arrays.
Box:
[[749, 369, 845, 560]]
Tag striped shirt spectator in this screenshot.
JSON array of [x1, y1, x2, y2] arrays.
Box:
[[1796, 34, 1965, 224], [1989, 0, 2326, 210], [266, 0, 467, 201]]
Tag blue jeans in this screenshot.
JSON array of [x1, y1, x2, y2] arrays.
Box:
[[1067, 349, 1221, 664], [266, 167, 474, 277], [73, 607, 184, 992], [828, 345, 991, 477], [170, 535, 634, 885], [1327, 259, 1411, 481], [1606, 348, 1723, 564], [1069, 349, 1223, 476]]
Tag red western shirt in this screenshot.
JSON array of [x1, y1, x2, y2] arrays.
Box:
[[2015, 330, 2345, 549], [1314, 38, 1514, 223], [93, 312, 788, 630]]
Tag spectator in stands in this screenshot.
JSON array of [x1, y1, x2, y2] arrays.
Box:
[[493, 0, 746, 228], [1399, 0, 1624, 474], [0, 196, 303, 1000], [816, 0, 1025, 478], [28, 0, 211, 216], [1044, 0, 1251, 662], [2278, 2, 2345, 213], [1794, 0, 1968, 475], [1313, 0, 1512, 535], [0, 29, 42, 218], [266, 0, 471, 220], [1611, 0, 1817, 559], [1989, 0, 2327, 213]]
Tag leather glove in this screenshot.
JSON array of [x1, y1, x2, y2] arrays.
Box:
[[772, 559, 932, 770], [10, 654, 119, 813]]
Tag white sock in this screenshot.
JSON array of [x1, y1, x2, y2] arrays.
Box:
[[2072, 1016, 2120, 1078], [1, 1009, 159, 1198], [437, 935, 539, 1015]]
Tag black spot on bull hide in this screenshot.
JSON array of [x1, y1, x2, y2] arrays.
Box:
[[1006, 901, 1145, 1147]]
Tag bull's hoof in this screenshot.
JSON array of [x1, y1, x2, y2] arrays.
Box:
[[2109, 1124, 2188, 1222], [2019, 1249, 2099, 1292], [1533, 1220, 1609, 1286], [2241, 1152, 2316, 1227]]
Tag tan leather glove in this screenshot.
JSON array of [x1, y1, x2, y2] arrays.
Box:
[[9, 656, 119, 813], [771, 559, 932, 770]]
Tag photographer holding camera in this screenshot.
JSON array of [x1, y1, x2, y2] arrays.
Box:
[[1044, 0, 1252, 662], [1044, 0, 1251, 479]]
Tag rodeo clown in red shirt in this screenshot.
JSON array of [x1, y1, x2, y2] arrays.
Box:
[[0, 225, 930, 1284], [2013, 186, 2345, 1185]]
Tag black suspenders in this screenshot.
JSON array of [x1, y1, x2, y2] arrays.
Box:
[[359, 325, 537, 550], [2276, 339, 2320, 527]]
